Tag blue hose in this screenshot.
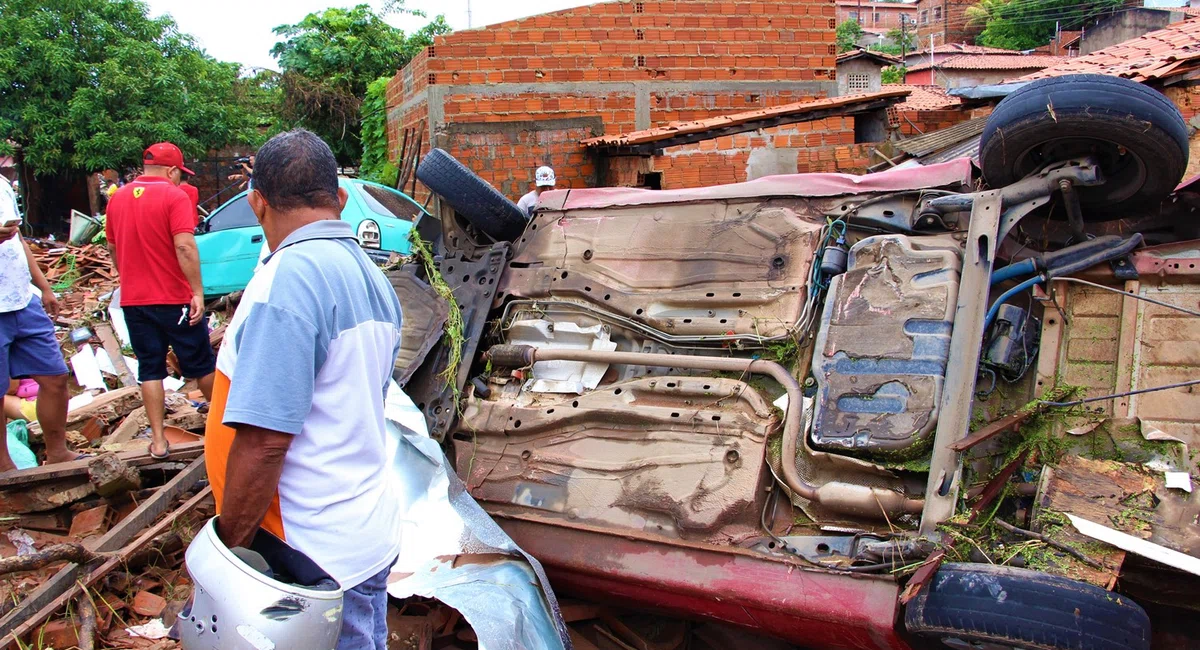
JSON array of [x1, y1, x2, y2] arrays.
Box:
[[985, 276, 1043, 331], [990, 259, 1038, 285]]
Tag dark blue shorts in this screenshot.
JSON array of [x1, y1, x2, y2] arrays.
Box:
[[123, 305, 216, 382], [0, 297, 70, 381]]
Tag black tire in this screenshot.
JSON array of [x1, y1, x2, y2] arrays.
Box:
[[904, 563, 1151, 650], [416, 148, 528, 241], [980, 74, 1188, 220]]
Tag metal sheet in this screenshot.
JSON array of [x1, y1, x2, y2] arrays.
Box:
[[457, 376, 776, 543], [383, 385, 571, 650], [811, 235, 962, 460], [501, 199, 822, 341], [920, 190, 1003, 534], [388, 267, 450, 386], [404, 243, 508, 440], [539, 159, 975, 211]]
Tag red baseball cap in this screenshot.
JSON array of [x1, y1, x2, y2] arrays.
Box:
[[143, 142, 195, 176]]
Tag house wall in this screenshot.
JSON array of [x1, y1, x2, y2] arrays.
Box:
[[602, 117, 875, 189], [387, 0, 843, 199], [1081, 9, 1179, 55], [836, 1, 917, 31], [940, 68, 1042, 88], [914, 0, 982, 47], [1163, 82, 1200, 179], [837, 58, 885, 95]]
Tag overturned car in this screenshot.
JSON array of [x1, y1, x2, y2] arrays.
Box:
[[398, 74, 1200, 649]]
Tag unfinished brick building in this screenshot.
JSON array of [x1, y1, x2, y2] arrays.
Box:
[[385, 0, 851, 197]]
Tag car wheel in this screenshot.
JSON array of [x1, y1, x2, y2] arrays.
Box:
[[416, 148, 528, 241], [979, 74, 1188, 220], [904, 563, 1151, 650]]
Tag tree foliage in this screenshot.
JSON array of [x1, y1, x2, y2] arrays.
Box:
[[882, 66, 906, 85], [968, 0, 1123, 50], [359, 77, 398, 187], [0, 0, 256, 174], [886, 27, 916, 54], [271, 3, 450, 165], [836, 20, 864, 53]]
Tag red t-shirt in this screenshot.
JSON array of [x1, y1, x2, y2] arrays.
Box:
[[179, 182, 200, 226], [105, 176, 196, 306]]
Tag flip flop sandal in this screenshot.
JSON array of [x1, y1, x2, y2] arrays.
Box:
[[148, 442, 172, 460]]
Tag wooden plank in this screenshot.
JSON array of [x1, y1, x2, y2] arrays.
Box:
[[0, 485, 212, 648], [0, 456, 207, 640], [597, 98, 899, 155], [94, 324, 136, 388], [947, 406, 1043, 453], [0, 440, 204, 489]]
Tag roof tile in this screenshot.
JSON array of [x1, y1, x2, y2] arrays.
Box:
[[1016, 17, 1200, 83], [886, 84, 964, 111], [908, 54, 1066, 73]]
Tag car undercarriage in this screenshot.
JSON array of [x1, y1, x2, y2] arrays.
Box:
[[398, 74, 1200, 650]]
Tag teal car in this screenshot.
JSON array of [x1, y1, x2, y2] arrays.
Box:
[[196, 178, 427, 297]]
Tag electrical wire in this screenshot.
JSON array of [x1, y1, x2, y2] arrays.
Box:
[[1055, 277, 1200, 318], [1042, 379, 1200, 408]]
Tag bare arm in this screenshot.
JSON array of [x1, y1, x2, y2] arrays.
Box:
[[22, 239, 58, 317], [173, 231, 205, 325], [216, 424, 294, 549]]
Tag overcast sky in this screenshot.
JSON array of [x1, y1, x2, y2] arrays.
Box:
[[143, 0, 595, 71]]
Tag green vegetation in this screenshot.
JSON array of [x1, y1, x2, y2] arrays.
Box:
[[409, 231, 464, 392], [273, 2, 450, 165], [359, 77, 400, 186], [881, 66, 906, 85], [836, 20, 864, 53], [967, 0, 1123, 50]]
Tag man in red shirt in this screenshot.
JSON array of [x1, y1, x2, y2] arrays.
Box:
[[179, 177, 201, 227], [106, 143, 216, 459]]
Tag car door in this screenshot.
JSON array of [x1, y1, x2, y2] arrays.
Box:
[[195, 192, 264, 297]]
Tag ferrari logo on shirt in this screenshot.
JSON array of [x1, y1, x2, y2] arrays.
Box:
[[133, 187, 145, 199]]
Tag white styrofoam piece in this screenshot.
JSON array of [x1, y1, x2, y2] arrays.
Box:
[[1068, 514, 1200, 577]]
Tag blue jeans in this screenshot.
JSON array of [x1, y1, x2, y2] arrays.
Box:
[[336, 563, 391, 650]]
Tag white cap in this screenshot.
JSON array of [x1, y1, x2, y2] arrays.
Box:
[[535, 166, 557, 187]]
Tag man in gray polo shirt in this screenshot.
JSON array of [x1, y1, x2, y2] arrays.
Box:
[[203, 130, 403, 649]]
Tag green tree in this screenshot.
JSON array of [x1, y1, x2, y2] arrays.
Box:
[[836, 20, 865, 53], [272, 3, 451, 165], [886, 26, 916, 54], [359, 77, 399, 187], [0, 0, 256, 225], [968, 0, 1122, 50], [882, 66, 907, 85]]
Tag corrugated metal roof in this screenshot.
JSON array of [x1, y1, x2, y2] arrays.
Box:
[[895, 117, 988, 158]]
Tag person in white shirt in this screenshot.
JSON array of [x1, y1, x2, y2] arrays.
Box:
[[516, 166, 557, 218], [0, 181, 79, 472]]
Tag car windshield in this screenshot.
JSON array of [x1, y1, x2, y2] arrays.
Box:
[[356, 183, 423, 222], [205, 195, 258, 232]]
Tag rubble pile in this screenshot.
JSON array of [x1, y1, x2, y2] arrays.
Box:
[[28, 240, 119, 326], [0, 388, 210, 649]]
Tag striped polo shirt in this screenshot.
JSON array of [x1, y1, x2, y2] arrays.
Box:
[[205, 219, 404, 588]]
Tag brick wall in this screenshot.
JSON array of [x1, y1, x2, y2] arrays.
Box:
[[388, 0, 845, 200], [601, 116, 877, 189], [1162, 83, 1200, 179], [915, 0, 982, 48]]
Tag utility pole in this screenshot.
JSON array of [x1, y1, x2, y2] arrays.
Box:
[[467, 0, 473, 28]]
